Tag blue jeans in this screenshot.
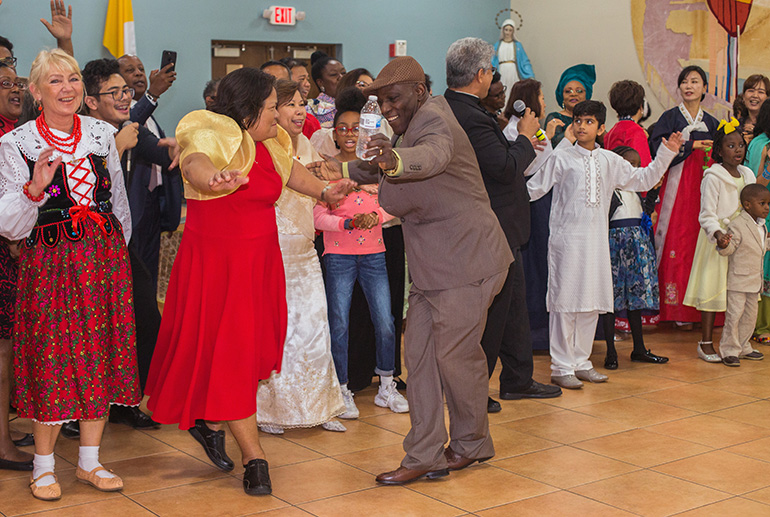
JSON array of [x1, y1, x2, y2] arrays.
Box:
[[324, 253, 395, 385]]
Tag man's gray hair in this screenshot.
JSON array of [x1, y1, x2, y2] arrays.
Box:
[[445, 37, 495, 89]]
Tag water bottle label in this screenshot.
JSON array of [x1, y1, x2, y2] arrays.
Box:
[[360, 114, 382, 130]]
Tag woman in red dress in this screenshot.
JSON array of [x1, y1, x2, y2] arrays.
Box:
[[0, 49, 140, 501], [144, 67, 353, 496]]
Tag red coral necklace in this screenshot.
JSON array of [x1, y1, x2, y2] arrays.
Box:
[[36, 113, 82, 155]]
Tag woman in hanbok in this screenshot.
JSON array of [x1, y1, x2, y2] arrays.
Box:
[[256, 79, 346, 434], [491, 19, 534, 106], [650, 66, 719, 345]]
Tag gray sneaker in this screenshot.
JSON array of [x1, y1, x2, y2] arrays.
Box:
[[550, 374, 584, 389], [575, 368, 609, 383]]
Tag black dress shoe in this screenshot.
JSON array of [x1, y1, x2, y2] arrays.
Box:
[[188, 419, 234, 472], [487, 397, 501, 413], [12, 433, 34, 447], [243, 458, 271, 495], [395, 377, 407, 390], [0, 456, 33, 471], [630, 349, 669, 364], [109, 405, 161, 430], [500, 380, 562, 400], [60, 421, 80, 439], [604, 354, 619, 370]]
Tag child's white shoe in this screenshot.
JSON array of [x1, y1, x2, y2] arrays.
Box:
[[321, 420, 347, 432], [375, 381, 409, 413]]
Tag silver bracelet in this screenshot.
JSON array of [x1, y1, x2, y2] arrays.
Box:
[[320, 183, 332, 202]]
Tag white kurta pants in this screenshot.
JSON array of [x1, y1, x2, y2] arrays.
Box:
[[549, 311, 601, 376]]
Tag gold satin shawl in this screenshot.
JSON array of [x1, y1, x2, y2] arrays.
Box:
[[175, 110, 293, 201]]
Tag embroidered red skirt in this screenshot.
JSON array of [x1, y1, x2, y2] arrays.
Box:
[[12, 218, 141, 422]]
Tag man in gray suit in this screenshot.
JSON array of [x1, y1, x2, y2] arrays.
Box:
[[311, 56, 512, 485]]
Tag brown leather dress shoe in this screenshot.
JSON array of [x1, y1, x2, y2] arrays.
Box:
[[375, 466, 449, 485], [444, 446, 492, 471]]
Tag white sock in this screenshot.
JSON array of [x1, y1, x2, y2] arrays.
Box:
[[78, 446, 116, 479], [32, 453, 56, 487], [380, 375, 393, 388]]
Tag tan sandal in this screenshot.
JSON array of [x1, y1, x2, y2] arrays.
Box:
[[30, 472, 61, 501], [75, 466, 123, 492]]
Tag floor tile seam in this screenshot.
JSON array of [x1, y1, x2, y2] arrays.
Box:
[[642, 424, 743, 448], [491, 459, 644, 492], [568, 440, 715, 469], [399, 478, 522, 514], [121, 473, 245, 497], [641, 465, 747, 497], [704, 399, 770, 419], [115, 491, 162, 516], [743, 488, 770, 503], [631, 392, 761, 414], [685, 445, 770, 467], [560, 487, 647, 516], [7, 492, 120, 517], [485, 442, 563, 463]]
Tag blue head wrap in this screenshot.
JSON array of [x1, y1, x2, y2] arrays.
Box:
[[555, 64, 596, 107]]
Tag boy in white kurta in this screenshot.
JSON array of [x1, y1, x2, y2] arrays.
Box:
[[527, 100, 682, 389]]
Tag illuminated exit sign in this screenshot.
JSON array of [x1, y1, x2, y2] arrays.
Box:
[[269, 6, 296, 25]]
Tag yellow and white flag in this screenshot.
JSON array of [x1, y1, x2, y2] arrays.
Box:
[[103, 0, 136, 58]]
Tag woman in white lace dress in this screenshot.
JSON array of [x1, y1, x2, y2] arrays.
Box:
[[256, 80, 346, 434]]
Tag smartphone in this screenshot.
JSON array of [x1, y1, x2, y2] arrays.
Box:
[[160, 50, 177, 72]]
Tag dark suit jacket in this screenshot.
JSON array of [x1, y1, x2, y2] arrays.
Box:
[[444, 89, 536, 248], [346, 96, 513, 291], [128, 96, 183, 232]]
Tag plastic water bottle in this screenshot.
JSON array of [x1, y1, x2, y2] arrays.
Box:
[[356, 95, 383, 161]]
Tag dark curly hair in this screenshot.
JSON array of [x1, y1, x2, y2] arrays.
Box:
[[609, 80, 645, 118], [211, 67, 275, 130], [333, 86, 367, 126], [82, 58, 121, 97], [573, 99, 607, 126], [711, 125, 746, 164]]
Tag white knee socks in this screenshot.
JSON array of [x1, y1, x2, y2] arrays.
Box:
[[32, 453, 56, 487]]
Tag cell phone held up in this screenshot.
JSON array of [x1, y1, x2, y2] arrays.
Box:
[[161, 50, 177, 72]]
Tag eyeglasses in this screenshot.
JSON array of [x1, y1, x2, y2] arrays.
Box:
[[0, 79, 26, 90], [564, 88, 585, 95], [486, 66, 497, 75], [0, 57, 17, 68], [492, 84, 507, 98], [94, 87, 135, 101], [334, 125, 359, 135], [355, 81, 371, 89]]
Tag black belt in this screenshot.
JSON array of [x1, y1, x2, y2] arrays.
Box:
[[609, 218, 641, 229]]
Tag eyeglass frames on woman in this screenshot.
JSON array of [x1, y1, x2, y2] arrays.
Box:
[[0, 79, 26, 90], [94, 87, 135, 101]]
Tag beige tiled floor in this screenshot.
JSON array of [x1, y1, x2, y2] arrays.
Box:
[[6, 325, 770, 516]]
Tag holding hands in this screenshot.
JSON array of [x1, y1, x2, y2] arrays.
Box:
[[321, 178, 357, 204], [352, 212, 379, 230], [715, 230, 732, 249]]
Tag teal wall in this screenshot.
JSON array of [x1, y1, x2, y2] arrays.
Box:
[[1, 0, 508, 132]]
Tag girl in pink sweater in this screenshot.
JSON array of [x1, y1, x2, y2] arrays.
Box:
[[312, 92, 408, 418]]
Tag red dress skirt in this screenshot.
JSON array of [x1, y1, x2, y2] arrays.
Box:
[[145, 143, 287, 429]]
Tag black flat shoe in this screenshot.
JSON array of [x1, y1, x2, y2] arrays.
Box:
[[630, 349, 669, 364], [188, 419, 234, 472], [12, 433, 34, 447], [60, 421, 80, 439], [487, 397, 501, 413], [500, 380, 562, 400], [0, 456, 33, 471], [109, 405, 161, 430], [604, 354, 619, 370], [243, 458, 271, 495]]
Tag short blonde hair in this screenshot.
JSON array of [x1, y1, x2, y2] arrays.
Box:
[[29, 48, 81, 90]]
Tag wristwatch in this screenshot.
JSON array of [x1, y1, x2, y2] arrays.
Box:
[[145, 92, 158, 104]]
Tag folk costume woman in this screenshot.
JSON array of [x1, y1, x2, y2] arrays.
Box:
[[545, 64, 596, 147], [0, 49, 139, 501], [650, 66, 719, 331], [491, 19, 534, 106]]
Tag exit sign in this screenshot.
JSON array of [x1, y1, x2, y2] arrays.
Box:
[[269, 6, 296, 25]]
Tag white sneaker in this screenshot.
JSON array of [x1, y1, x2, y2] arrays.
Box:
[[339, 386, 359, 419], [321, 420, 347, 432], [259, 424, 284, 435], [374, 381, 409, 413]]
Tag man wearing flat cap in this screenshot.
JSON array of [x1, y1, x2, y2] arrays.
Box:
[[311, 56, 513, 485]]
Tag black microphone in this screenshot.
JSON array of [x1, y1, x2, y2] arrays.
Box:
[[121, 120, 134, 172], [512, 100, 546, 141]]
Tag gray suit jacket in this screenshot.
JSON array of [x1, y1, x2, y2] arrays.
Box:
[[718, 210, 770, 293], [346, 96, 513, 291]]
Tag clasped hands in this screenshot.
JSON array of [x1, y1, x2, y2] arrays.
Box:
[[715, 230, 732, 249], [350, 212, 379, 230]]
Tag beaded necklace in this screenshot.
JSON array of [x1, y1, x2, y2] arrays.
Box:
[[36, 113, 82, 155]]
